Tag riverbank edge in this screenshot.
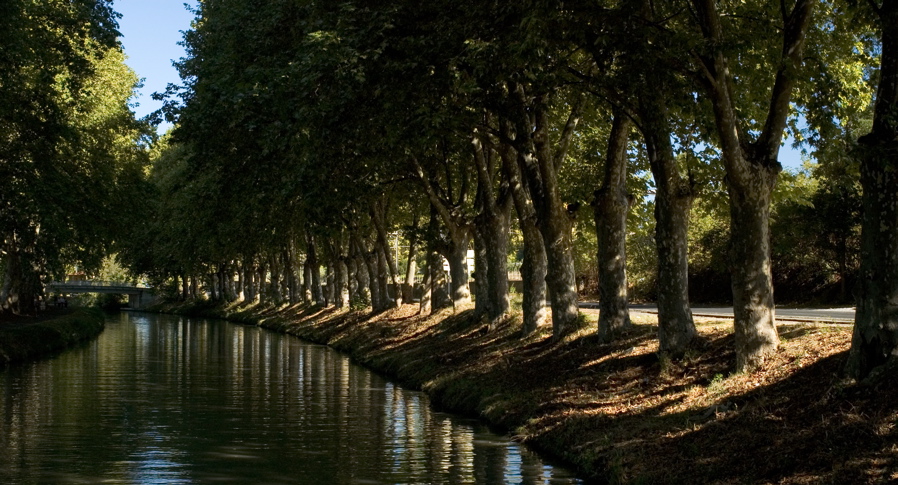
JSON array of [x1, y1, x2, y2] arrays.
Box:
[[147, 300, 891, 484], [153, 300, 608, 479], [0, 308, 106, 366]]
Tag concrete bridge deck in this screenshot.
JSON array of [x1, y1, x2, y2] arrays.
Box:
[[48, 281, 156, 309]]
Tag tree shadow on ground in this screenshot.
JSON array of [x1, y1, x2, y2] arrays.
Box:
[[262, 302, 893, 483]]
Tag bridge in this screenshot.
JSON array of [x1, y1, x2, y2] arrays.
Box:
[[47, 280, 157, 309]]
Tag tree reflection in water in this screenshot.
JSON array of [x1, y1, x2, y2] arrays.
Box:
[[0, 312, 583, 484]]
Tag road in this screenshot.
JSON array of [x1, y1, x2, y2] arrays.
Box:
[[579, 302, 855, 324]]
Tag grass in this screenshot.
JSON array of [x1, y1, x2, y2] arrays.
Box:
[[0, 307, 105, 365], [154, 299, 898, 484]]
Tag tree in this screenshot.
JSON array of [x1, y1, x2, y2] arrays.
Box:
[[691, 0, 815, 371], [1, 0, 145, 314], [847, 0, 898, 379]]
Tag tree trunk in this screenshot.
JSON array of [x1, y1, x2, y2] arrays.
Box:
[[364, 244, 382, 310], [0, 250, 13, 312], [258, 262, 268, 304], [336, 259, 349, 308], [444, 238, 471, 309], [181, 272, 189, 301], [209, 272, 218, 301], [500, 120, 548, 335], [472, 229, 490, 317], [307, 235, 324, 305], [347, 258, 358, 305], [324, 262, 334, 306], [472, 130, 511, 324], [285, 249, 297, 304], [411, 160, 472, 309], [728, 166, 779, 370], [244, 262, 256, 302], [302, 261, 313, 304], [403, 212, 420, 303], [190, 274, 199, 299], [510, 87, 582, 338], [592, 112, 632, 342], [692, 0, 813, 370], [535, 186, 579, 339], [638, 94, 697, 355], [847, 0, 898, 379], [351, 237, 371, 308], [420, 204, 452, 314], [371, 199, 403, 307], [237, 262, 245, 301], [654, 191, 696, 353]]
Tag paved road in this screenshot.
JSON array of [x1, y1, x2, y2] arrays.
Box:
[[580, 302, 855, 323]]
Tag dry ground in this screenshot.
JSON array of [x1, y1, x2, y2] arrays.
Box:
[[169, 301, 898, 484]]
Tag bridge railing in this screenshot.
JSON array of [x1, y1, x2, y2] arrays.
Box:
[[48, 280, 151, 289]]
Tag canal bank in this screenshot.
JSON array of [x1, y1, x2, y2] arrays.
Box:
[[155, 300, 898, 484], [0, 308, 105, 365]]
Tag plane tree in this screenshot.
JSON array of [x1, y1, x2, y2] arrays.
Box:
[[0, 0, 146, 314]]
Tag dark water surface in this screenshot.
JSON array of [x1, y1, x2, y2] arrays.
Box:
[[0, 312, 583, 484]]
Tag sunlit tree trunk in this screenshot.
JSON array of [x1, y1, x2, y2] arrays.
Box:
[[499, 123, 548, 335], [336, 258, 349, 308], [638, 93, 696, 355], [693, 0, 813, 371], [307, 234, 324, 306], [592, 112, 632, 342], [411, 159, 472, 309], [420, 204, 452, 314], [403, 212, 420, 303], [302, 261, 313, 304], [510, 87, 582, 338], [181, 271, 189, 301]]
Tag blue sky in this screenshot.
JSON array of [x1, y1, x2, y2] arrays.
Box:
[[112, 0, 807, 169], [115, 0, 198, 133]]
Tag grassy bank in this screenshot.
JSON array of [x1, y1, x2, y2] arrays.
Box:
[[155, 300, 898, 484], [0, 308, 106, 365]]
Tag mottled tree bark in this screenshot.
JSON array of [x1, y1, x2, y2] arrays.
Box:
[[371, 198, 402, 307], [181, 272, 189, 301], [592, 112, 632, 342], [444, 239, 471, 308], [307, 234, 324, 306], [351, 237, 371, 307], [335, 259, 349, 308], [302, 261, 312, 304], [638, 93, 697, 355], [420, 204, 452, 314], [472, 130, 511, 324], [403, 212, 420, 303], [499, 121, 548, 335], [325, 262, 335, 307], [693, 0, 813, 371], [411, 158, 472, 309], [847, 0, 898, 379], [510, 87, 582, 338]]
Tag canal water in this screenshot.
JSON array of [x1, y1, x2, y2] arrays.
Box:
[[0, 312, 583, 484]]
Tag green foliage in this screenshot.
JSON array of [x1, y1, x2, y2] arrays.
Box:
[[1, 0, 148, 314], [118, 0, 881, 313]]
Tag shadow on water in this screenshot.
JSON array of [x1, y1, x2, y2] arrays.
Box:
[[0, 311, 585, 484]]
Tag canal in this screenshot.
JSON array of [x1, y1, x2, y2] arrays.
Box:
[[0, 312, 583, 484]]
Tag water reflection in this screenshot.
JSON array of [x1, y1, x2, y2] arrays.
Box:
[[0, 312, 583, 484]]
